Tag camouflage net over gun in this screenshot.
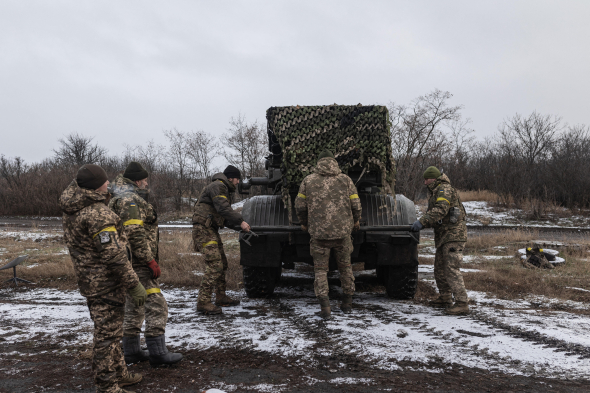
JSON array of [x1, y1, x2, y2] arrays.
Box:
[[266, 104, 396, 194]]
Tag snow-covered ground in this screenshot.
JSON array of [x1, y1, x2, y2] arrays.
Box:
[[2, 282, 589, 384]]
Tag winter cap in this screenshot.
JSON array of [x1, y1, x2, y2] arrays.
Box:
[[318, 150, 334, 160], [423, 166, 441, 180], [223, 165, 241, 179], [76, 164, 108, 190], [124, 161, 148, 181]]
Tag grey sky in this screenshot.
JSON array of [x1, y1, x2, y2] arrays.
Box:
[[1, 1, 589, 162]]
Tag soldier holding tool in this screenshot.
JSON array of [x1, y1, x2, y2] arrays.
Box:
[[192, 165, 250, 315]]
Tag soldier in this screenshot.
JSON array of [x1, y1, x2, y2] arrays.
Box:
[[59, 164, 146, 393], [109, 162, 182, 366], [410, 166, 469, 315], [295, 150, 362, 319], [192, 165, 250, 315]]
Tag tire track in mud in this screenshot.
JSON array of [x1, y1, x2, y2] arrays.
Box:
[[358, 300, 590, 378], [467, 309, 590, 359]]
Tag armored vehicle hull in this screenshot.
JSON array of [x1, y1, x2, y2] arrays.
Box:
[[240, 193, 419, 299]]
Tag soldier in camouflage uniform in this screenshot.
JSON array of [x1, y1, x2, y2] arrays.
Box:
[[295, 150, 362, 319], [192, 165, 250, 314], [109, 162, 182, 366], [60, 164, 146, 393], [411, 166, 469, 315]]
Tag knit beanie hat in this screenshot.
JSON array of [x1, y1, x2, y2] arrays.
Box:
[[318, 150, 335, 160], [423, 166, 441, 179], [76, 164, 108, 190], [123, 162, 148, 181], [223, 165, 241, 179]]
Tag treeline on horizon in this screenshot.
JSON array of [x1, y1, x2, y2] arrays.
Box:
[[1, 89, 589, 217]]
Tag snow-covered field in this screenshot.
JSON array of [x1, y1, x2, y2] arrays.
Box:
[[2, 280, 589, 388]]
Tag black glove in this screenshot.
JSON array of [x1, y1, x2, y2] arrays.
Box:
[[410, 220, 423, 232]]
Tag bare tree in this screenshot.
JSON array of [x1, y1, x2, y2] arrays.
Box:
[[389, 89, 464, 199], [163, 128, 194, 210], [53, 132, 108, 166], [186, 130, 219, 183], [0, 155, 27, 189], [123, 139, 165, 174], [221, 114, 267, 178]]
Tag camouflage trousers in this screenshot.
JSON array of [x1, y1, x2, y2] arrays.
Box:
[[192, 224, 228, 304], [434, 241, 468, 303], [86, 289, 129, 393], [310, 236, 355, 298], [123, 265, 168, 338]]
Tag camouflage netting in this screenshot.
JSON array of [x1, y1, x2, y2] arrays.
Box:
[[266, 104, 396, 194]]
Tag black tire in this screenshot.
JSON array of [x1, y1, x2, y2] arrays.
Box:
[[274, 267, 282, 283], [243, 266, 280, 298], [384, 265, 418, 299], [376, 265, 388, 285]]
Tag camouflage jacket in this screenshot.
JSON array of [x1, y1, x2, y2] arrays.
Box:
[[108, 174, 159, 266], [295, 157, 362, 240], [192, 173, 243, 229], [59, 180, 139, 298], [418, 174, 467, 248]]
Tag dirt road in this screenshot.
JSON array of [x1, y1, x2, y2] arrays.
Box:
[[1, 267, 589, 392]]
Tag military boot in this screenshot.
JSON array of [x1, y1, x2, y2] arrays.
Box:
[[429, 294, 453, 308], [146, 334, 183, 367], [197, 301, 222, 315], [319, 297, 331, 319], [445, 301, 470, 315], [119, 372, 142, 387], [122, 336, 149, 364], [340, 295, 353, 314], [116, 389, 135, 393], [215, 291, 240, 307]]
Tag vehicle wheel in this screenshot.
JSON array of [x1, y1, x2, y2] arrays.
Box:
[[384, 265, 418, 299], [376, 265, 388, 285], [274, 267, 282, 283], [243, 266, 280, 298]]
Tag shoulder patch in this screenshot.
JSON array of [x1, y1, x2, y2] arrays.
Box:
[[127, 203, 140, 220], [98, 232, 111, 244]]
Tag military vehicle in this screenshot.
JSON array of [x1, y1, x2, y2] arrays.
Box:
[[238, 105, 419, 299]]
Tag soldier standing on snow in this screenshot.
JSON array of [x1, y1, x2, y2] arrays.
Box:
[[410, 166, 469, 315], [192, 165, 250, 315], [109, 162, 182, 366], [60, 164, 145, 393], [295, 150, 362, 319]]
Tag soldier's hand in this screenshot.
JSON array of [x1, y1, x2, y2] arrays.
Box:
[[353, 221, 360, 232], [410, 220, 423, 232], [301, 225, 308, 232], [128, 283, 147, 307], [240, 221, 251, 232], [147, 259, 161, 279]]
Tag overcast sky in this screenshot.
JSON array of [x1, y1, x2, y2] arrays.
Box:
[[1, 0, 589, 163]]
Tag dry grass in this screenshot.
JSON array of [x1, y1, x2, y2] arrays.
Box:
[[461, 230, 590, 304], [0, 229, 244, 291], [459, 189, 499, 203]]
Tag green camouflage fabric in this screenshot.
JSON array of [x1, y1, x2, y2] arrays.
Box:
[[109, 174, 158, 265], [192, 224, 229, 303], [310, 237, 355, 298], [87, 289, 129, 393], [266, 105, 396, 194], [192, 173, 243, 229], [123, 265, 168, 338], [434, 241, 468, 303], [419, 174, 467, 248], [295, 157, 362, 240], [59, 180, 139, 298]]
